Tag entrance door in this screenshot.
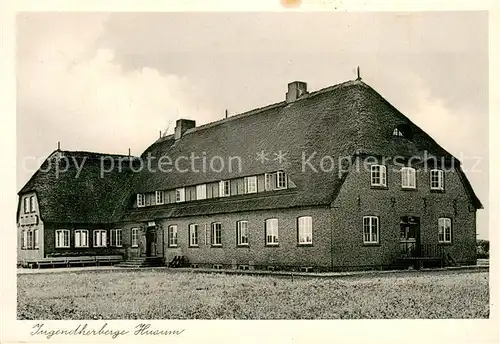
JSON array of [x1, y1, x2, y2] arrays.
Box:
[[400, 216, 421, 257], [145, 227, 157, 257]]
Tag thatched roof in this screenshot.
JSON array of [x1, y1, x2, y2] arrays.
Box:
[[19, 151, 136, 224], [18, 78, 482, 224]]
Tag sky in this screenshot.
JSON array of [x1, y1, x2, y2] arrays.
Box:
[[16, 12, 489, 238]]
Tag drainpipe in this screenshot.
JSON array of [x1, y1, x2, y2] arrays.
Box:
[[330, 204, 334, 272], [161, 224, 165, 264]]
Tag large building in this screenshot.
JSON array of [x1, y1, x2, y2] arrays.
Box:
[[17, 78, 482, 270]]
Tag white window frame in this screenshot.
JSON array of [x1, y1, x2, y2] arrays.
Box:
[[55, 229, 70, 248], [275, 171, 287, 189], [244, 176, 257, 194], [75, 229, 89, 248], [137, 194, 145, 207], [401, 167, 416, 189], [155, 191, 165, 205], [393, 128, 403, 137], [264, 173, 273, 191], [29, 196, 35, 212], [236, 221, 249, 246], [211, 222, 222, 246], [175, 188, 185, 203], [265, 218, 279, 245], [438, 218, 452, 243], [219, 181, 230, 197], [22, 230, 27, 249], [363, 216, 379, 244], [430, 169, 444, 191], [371, 165, 387, 187], [33, 229, 39, 249], [23, 197, 29, 214], [297, 216, 312, 245], [131, 228, 139, 247], [168, 225, 178, 247], [189, 224, 199, 247], [110, 229, 122, 247], [27, 230, 34, 249], [93, 230, 107, 248], [196, 184, 207, 200]]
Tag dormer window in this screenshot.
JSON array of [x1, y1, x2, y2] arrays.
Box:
[[393, 128, 403, 137], [137, 194, 145, 207], [392, 124, 413, 140], [275, 171, 287, 189], [155, 191, 164, 205], [219, 180, 230, 197], [176, 188, 185, 202]]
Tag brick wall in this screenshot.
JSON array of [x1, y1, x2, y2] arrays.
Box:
[[158, 206, 333, 271], [17, 192, 44, 262], [43, 223, 126, 257], [332, 158, 477, 269]]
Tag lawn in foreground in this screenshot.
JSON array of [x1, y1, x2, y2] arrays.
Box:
[[18, 270, 489, 319]]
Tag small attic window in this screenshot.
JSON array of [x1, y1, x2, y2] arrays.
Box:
[[392, 124, 413, 140], [393, 128, 404, 137]]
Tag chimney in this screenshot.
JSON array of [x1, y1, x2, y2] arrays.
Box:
[[174, 119, 196, 140], [286, 81, 308, 103]]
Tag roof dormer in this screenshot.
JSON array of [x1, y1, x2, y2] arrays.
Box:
[[392, 124, 413, 140]]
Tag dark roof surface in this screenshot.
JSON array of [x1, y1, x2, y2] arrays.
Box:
[[19, 150, 137, 223], [19, 78, 482, 224]]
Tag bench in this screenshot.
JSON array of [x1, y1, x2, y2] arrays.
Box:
[[35, 258, 67, 269], [95, 255, 123, 266], [65, 256, 97, 267], [20, 255, 123, 269]]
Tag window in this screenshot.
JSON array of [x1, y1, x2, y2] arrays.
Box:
[[219, 181, 230, 197], [401, 167, 416, 189], [93, 230, 107, 247], [75, 230, 89, 248], [196, 184, 207, 200], [438, 218, 452, 243], [23, 197, 29, 214], [189, 224, 199, 247], [55, 229, 70, 248], [110, 229, 122, 247], [211, 222, 222, 246], [393, 128, 403, 137], [168, 225, 178, 247], [155, 191, 164, 205], [131, 228, 139, 247], [265, 218, 279, 245], [236, 221, 249, 246], [275, 171, 287, 189], [265, 173, 273, 191], [27, 230, 33, 249], [33, 229, 39, 249], [297, 216, 312, 245], [175, 188, 185, 203], [29, 196, 35, 212], [137, 194, 145, 207], [430, 169, 444, 190], [371, 165, 387, 187], [363, 216, 379, 244], [21, 230, 27, 249], [244, 176, 257, 194]]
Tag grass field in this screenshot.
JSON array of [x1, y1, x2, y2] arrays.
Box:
[[17, 269, 489, 319]]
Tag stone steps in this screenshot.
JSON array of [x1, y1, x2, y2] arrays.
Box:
[[116, 256, 164, 268]]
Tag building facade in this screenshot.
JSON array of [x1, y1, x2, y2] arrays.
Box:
[[17, 78, 482, 270]]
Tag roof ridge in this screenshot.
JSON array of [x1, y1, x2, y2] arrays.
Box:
[[152, 79, 361, 145], [58, 150, 137, 158]]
